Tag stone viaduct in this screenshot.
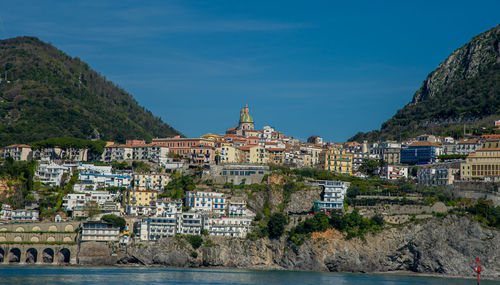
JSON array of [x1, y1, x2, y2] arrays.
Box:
[[0, 221, 80, 264]]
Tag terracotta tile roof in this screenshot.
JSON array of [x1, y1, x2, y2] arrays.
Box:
[[457, 139, 479, 144], [130, 143, 167, 148], [480, 134, 500, 139], [238, 145, 260, 151], [106, 144, 133, 148], [409, 141, 442, 147], [4, 144, 31, 148]]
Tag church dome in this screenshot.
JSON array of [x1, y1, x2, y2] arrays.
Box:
[[239, 113, 254, 124]]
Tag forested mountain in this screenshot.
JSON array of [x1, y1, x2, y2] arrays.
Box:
[[0, 36, 180, 146], [350, 24, 500, 142]]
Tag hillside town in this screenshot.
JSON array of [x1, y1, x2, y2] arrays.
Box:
[[0, 105, 499, 264]]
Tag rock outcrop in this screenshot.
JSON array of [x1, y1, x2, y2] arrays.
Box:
[[412, 25, 500, 103], [79, 241, 117, 265], [349, 24, 500, 142], [122, 215, 500, 279]]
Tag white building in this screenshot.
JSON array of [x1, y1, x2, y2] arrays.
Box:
[[77, 164, 112, 175], [417, 134, 438, 143], [124, 199, 182, 217], [35, 161, 70, 186], [178, 212, 204, 235], [132, 144, 169, 162], [138, 215, 178, 241], [313, 180, 349, 212], [34, 147, 89, 161], [227, 197, 247, 216], [205, 216, 252, 238], [185, 191, 226, 213], [102, 145, 134, 162], [159, 157, 187, 172], [136, 209, 252, 240], [133, 173, 170, 191], [417, 164, 460, 186], [103, 143, 169, 163], [124, 205, 155, 216], [155, 199, 183, 215], [379, 165, 408, 180], [73, 172, 132, 192], [81, 222, 120, 242], [62, 191, 119, 211], [443, 139, 482, 156], [0, 205, 39, 221]]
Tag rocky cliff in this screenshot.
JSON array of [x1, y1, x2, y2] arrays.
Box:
[[412, 25, 500, 103], [121, 215, 499, 279], [350, 24, 500, 142]]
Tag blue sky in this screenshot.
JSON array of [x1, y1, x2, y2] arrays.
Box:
[[0, 1, 499, 142]]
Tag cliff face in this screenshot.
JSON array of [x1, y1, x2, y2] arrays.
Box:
[[413, 25, 500, 103], [123, 215, 500, 278], [349, 24, 500, 142]]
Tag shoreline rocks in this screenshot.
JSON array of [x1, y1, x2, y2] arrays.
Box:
[[117, 215, 499, 279]]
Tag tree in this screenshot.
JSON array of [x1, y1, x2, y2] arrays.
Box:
[[267, 213, 287, 239], [101, 214, 126, 231], [187, 235, 203, 249], [411, 166, 418, 177], [83, 201, 100, 218], [370, 214, 385, 227], [359, 159, 381, 175]]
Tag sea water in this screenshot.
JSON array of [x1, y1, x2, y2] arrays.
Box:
[[0, 266, 495, 284]]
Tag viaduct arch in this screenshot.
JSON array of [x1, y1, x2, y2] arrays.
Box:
[[0, 222, 79, 264]]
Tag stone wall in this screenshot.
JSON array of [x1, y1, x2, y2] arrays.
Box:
[[451, 181, 500, 206]]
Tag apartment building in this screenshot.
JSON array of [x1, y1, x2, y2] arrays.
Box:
[[319, 146, 353, 175], [460, 140, 500, 181], [313, 180, 349, 212]]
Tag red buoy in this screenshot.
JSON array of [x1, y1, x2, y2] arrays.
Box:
[[474, 257, 481, 284]]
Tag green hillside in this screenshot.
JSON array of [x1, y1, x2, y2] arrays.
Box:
[[0, 36, 180, 146], [350, 25, 500, 142]]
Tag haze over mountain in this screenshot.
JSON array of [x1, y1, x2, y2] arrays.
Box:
[[350, 24, 500, 142], [0, 37, 180, 146]]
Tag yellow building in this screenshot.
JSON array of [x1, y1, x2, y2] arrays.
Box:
[[201, 133, 224, 141], [239, 145, 269, 164], [1, 144, 32, 161], [301, 153, 312, 168], [133, 174, 170, 191], [461, 140, 500, 180], [217, 143, 240, 164], [123, 190, 158, 207], [268, 148, 285, 165], [299, 144, 323, 167], [319, 146, 353, 175]]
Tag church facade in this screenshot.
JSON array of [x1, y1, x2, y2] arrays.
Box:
[[226, 104, 255, 136]]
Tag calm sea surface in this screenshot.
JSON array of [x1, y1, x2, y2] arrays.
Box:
[[0, 266, 495, 285]]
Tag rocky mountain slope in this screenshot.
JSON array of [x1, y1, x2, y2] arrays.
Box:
[[0, 36, 180, 146], [350, 24, 500, 142], [121, 215, 500, 279]]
